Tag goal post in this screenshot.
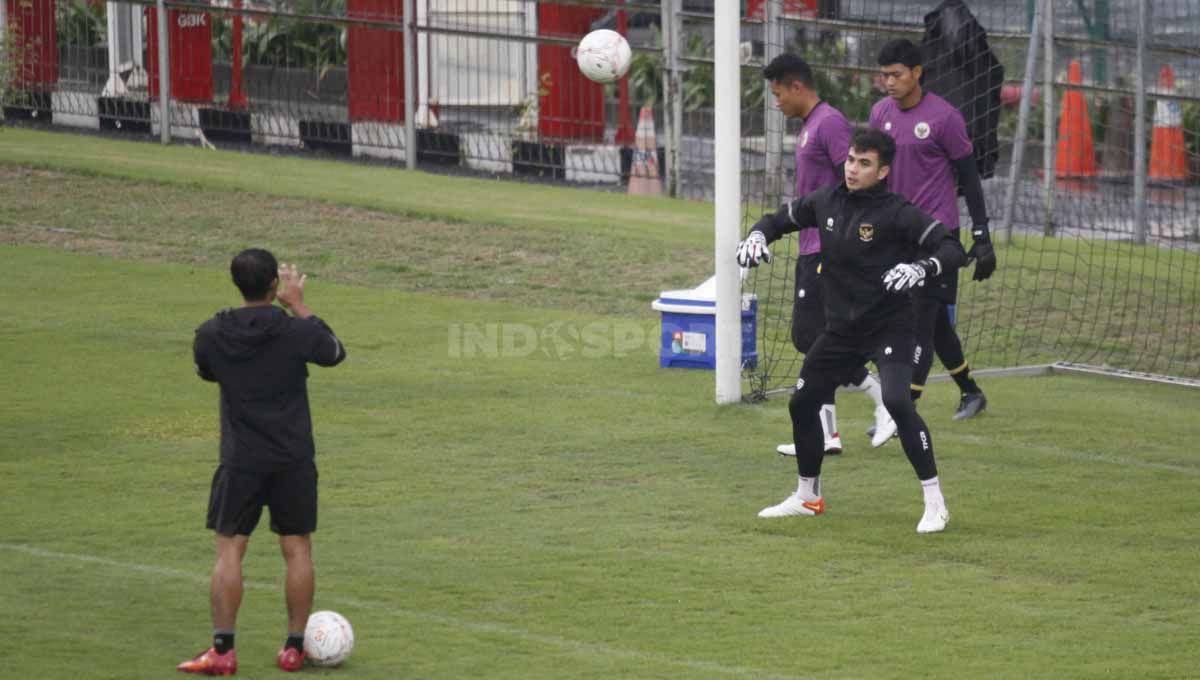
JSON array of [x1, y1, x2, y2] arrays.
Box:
[[713, 0, 742, 405]]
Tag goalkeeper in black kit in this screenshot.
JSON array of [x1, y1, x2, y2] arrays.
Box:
[[737, 128, 966, 533]]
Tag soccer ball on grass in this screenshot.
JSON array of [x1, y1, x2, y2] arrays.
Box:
[[304, 610, 354, 667]]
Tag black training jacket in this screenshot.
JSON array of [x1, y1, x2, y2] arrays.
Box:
[[755, 182, 967, 335], [194, 306, 346, 471]]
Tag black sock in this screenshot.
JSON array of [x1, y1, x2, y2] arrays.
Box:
[[285, 633, 305, 652], [949, 364, 981, 395], [933, 305, 980, 395], [213, 631, 235, 654]]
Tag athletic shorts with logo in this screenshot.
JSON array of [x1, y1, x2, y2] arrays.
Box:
[[799, 319, 918, 390]]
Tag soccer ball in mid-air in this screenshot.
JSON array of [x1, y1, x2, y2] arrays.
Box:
[[576, 29, 632, 84], [304, 610, 354, 667]]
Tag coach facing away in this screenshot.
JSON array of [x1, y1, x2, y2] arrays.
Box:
[[180, 249, 346, 675]]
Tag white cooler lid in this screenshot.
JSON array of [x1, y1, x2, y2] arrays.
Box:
[[651, 276, 755, 314]]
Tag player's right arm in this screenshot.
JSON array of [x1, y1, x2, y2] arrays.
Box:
[[275, 263, 346, 367], [299, 317, 347, 367], [757, 192, 820, 244], [736, 193, 819, 267], [193, 330, 216, 382], [867, 99, 884, 130]]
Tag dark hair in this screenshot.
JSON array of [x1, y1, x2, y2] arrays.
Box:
[[762, 53, 814, 88], [877, 38, 923, 69], [230, 248, 279, 301], [850, 128, 896, 168]]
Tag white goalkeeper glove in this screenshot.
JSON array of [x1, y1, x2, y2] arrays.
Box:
[[882, 259, 939, 292], [735, 231, 773, 268]]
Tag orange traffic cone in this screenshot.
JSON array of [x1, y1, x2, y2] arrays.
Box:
[[627, 105, 663, 196], [1149, 65, 1188, 182], [1055, 60, 1097, 178]]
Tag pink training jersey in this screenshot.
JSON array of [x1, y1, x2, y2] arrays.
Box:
[[869, 91, 973, 230], [793, 100, 851, 254]]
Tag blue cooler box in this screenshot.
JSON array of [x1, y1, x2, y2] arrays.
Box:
[[651, 276, 757, 370]]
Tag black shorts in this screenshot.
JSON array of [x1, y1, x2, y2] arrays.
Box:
[[800, 321, 918, 388], [206, 461, 318, 536], [791, 253, 825, 353]]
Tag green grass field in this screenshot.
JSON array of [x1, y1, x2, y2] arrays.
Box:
[[2, 128, 1198, 679]]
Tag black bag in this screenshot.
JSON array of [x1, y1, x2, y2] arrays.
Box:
[[921, 0, 1005, 180]]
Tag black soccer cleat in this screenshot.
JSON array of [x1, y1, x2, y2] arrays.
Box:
[[953, 391, 987, 421]]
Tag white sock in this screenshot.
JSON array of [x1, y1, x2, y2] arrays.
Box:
[[921, 476, 945, 507], [797, 475, 821, 501], [859, 373, 886, 410], [819, 404, 838, 441]]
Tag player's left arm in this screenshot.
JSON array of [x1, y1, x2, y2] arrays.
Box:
[[943, 110, 997, 281], [883, 205, 968, 293], [951, 154, 996, 281]]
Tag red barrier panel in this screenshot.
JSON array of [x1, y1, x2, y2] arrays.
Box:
[[537, 3, 604, 142], [146, 5, 213, 103], [347, 0, 405, 122], [5, 0, 58, 90], [745, 0, 817, 19]]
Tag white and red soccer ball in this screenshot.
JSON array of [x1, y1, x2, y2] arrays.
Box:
[[304, 610, 354, 667], [575, 29, 632, 84]]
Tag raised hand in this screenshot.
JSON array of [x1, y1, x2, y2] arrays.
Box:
[[276, 263, 308, 311], [735, 231, 773, 268]]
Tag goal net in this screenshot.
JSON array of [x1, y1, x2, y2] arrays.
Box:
[[741, 0, 1200, 399]]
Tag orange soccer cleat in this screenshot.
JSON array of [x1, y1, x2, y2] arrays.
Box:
[[177, 647, 238, 676]]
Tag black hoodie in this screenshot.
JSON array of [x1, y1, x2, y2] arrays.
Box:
[[194, 306, 346, 471], [755, 182, 967, 336]]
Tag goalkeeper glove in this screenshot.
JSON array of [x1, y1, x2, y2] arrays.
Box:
[[883, 258, 940, 293], [967, 222, 997, 281], [735, 231, 773, 268]]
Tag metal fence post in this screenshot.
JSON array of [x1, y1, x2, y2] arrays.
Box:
[[1133, 0, 1148, 245], [660, 0, 678, 197], [156, 0, 170, 144], [1001, 0, 1043, 245], [403, 0, 416, 170], [1041, 0, 1055, 237], [762, 0, 784, 210]]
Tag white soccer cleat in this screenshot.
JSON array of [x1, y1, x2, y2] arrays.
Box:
[[824, 434, 843, 455], [916, 502, 950, 533], [870, 407, 898, 448], [775, 439, 841, 456], [757, 492, 825, 518]]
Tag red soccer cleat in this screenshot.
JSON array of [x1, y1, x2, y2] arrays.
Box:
[[177, 647, 238, 675], [277, 646, 306, 672]]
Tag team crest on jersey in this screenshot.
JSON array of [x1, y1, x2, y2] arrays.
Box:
[[914, 121, 931, 139], [825, 217, 834, 231], [884, 121, 893, 131], [799, 130, 809, 148], [858, 223, 874, 242]]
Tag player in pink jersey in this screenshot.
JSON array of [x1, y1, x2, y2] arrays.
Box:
[[762, 53, 897, 455], [870, 39, 997, 421]]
